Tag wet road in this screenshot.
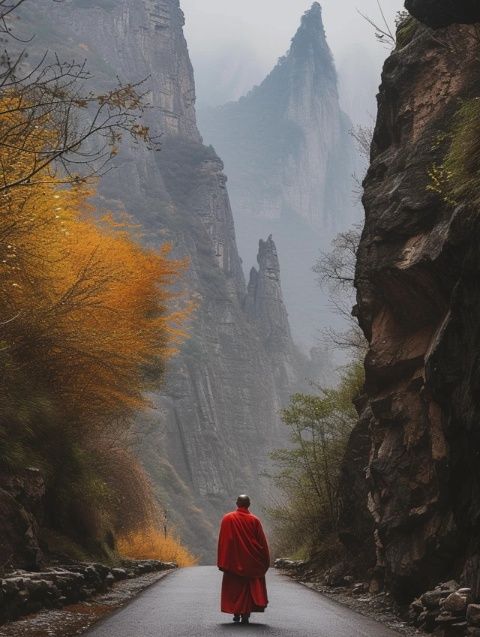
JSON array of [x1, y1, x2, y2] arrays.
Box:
[[85, 566, 401, 637]]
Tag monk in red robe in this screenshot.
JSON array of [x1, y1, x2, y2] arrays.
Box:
[[217, 494, 270, 625]]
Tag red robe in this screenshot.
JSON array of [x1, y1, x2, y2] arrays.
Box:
[[217, 507, 270, 615]]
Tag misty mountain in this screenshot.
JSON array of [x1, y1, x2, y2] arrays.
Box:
[[14, 0, 311, 562], [199, 3, 361, 348]]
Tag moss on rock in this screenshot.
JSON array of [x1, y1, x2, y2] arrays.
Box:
[[443, 98, 480, 206], [396, 16, 419, 49]]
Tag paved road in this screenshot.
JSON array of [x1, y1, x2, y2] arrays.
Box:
[[85, 566, 401, 637]]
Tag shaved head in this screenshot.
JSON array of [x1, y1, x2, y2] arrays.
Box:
[[236, 494, 251, 508]]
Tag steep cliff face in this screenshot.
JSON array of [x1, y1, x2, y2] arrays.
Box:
[[0, 469, 45, 572], [199, 3, 359, 346], [24, 0, 303, 562], [352, 3, 480, 600]]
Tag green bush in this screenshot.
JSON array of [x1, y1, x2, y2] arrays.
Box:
[[443, 99, 480, 206], [396, 15, 418, 49], [427, 99, 480, 208], [267, 361, 364, 561]]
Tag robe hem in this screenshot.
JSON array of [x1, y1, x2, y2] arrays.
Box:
[[221, 608, 266, 614]]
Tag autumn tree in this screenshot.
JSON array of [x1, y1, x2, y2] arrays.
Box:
[[0, 0, 197, 561], [0, 93, 188, 551]]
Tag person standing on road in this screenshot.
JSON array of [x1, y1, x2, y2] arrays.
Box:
[[217, 494, 270, 624]]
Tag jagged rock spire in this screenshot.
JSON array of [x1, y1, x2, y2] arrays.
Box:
[[245, 236, 293, 352], [199, 2, 357, 346], [288, 2, 336, 86]]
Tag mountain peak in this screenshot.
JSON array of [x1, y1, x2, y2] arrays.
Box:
[[258, 234, 280, 278], [306, 2, 322, 17], [299, 2, 325, 32], [288, 1, 334, 75]]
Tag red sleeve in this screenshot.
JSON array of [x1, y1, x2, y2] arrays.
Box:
[[217, 515, 232, 571]]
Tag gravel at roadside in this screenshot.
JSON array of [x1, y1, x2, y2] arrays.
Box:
[[300, 581, 424, 636]]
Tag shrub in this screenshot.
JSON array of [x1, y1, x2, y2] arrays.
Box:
[[0, 94, 190, 554], [443, 99, 480, 206], [117, 526, 198, 567], [396, 15, 418, 49], [267, 361, 364, 562], [427, 99, 480, 208]]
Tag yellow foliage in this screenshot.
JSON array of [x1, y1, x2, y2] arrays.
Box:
[[0, 93, 191, 548], [0, 99, 189, 429], [118, 526, 198, 568]]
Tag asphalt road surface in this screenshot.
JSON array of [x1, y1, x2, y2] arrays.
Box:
[[85, 566, 401, 637]]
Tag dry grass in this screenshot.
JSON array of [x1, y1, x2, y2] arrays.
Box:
[[117, 526, 198, 567]]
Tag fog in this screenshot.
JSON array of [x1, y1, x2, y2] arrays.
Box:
[[182, 0, 404, 125]]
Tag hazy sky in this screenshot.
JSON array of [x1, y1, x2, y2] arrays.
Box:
[[182, 0, 404, 124]]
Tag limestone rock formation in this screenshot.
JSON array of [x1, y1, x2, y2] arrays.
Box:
[[199, 2, 359, 346], [245, 236, 305, 390], [349, 3, 480, 601], [246, 237, 292, 351], [22, 0, 304, 562]]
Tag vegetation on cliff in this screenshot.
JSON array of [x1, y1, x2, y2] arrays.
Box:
[[432, 99, 480, 207], [0, 0, 192, 564], [268, 362, 364, 562]]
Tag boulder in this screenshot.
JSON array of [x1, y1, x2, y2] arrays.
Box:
[[423, 589, 450, 609], [273, 558, 306, 570], [323, 563, 350, 587], [467, 604, 480, 626], [441, 581, 461, 593], [405, 0, 480, 28], [112, 567, 128, 581], [442, 592, 468, 613]]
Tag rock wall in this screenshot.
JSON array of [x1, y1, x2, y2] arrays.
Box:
[[350, 0, 480, 602], [0, 560, 174, 624], [20, 0, 304, 562], [0, 469, 45, 573]]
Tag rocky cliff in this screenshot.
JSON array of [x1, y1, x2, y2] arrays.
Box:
[[199, 3, 359, 347], [349, 0, 480, 602], [0, 469, 45, 573], [21, 0, 304, 562]]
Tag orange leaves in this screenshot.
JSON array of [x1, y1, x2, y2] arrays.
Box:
[[0, 94, 190, 432], [117, 526, 198, 567], [0, 76, 193, 561], [0, 83, 190, 554]]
